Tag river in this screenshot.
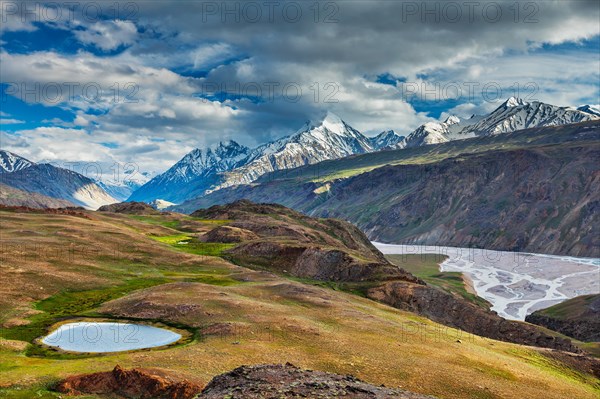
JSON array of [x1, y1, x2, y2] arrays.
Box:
[[373, 243, 600, 320]]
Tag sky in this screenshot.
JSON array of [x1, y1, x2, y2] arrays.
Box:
[[0, 0, 599, 180]]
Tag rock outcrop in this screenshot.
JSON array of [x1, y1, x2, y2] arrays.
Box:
[[55, 365, 203, 399], [201, 363, 436, 398], [56, 364, 436, 399], [368, 281, 580, 352]]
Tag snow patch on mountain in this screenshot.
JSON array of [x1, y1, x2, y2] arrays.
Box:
[[369, 130, 406, 150], [0, 150, 34, 173], [404, 98, 599, 147]]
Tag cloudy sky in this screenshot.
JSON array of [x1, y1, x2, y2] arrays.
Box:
[[1, 0, 599, 179]]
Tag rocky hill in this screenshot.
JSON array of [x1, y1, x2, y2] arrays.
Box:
[[98, 201, 161, 215], [0, 183, 75, 208], [189, 200, 579, 352], [526, 294, 600, 342]]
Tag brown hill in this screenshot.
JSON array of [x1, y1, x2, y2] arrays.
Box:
[[98, 201, 161, 215], [191, 200, 579, 352]]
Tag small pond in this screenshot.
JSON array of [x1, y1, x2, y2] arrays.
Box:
[[42, 322, 182, 353]]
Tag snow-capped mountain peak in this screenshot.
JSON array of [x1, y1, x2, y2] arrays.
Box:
[[369, 130, 406, 150], [503, 96, 529, 108], [403, 98, 600, 148], [577, 105, 600, 117], [443, 115, 461, 125], [127, 140, 251, 203], [0, 150, 34, 173], [318, 111, 347, 135]]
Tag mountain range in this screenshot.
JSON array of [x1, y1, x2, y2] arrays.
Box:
[[1, 98, 598, 212], [128, 112, 405, 204], [172, 120, 600, 257], [128, 98, 599, 205], [0, 151, 117, 209]]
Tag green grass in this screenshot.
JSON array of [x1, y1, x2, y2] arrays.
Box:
[[0, 387, 66, 399], [191, 218, 232, 225], [151, 234, 236, 257], [535, 294, 598, 320], [0, 278, 169, 345], [128, 214, 180, 229], [386, 254, 491, 309]]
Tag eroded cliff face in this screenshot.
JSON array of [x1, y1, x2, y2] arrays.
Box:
[[367, 282, 580, 353], [526, 295, 600, 342]]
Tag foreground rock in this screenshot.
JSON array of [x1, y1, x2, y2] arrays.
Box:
[[526, 294, 600, 342], [56, 364, 436, 399], [201, 363, 436, 398], [55, 365, 202, 398]]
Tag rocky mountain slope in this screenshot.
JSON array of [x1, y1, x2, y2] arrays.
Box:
[[175, 122, 600, 257], [0, 163, 117, 209], [0, 183, 76, 208], [526, 294, 600, 342], [128, 113, 406, 204], [369, 129, 406, 150]]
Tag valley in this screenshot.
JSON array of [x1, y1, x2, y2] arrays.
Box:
[[0, 205, 598, 398], [376, 243, 600, 321]]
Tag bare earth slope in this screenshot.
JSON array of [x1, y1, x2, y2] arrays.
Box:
[[0, 183, 75, 208]]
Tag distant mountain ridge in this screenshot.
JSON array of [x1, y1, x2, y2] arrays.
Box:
[[130, 98, 599, 205], [403, 97, 599, 147], [0, 150, 117, 209], [171, 121, 600, 257], [129, 112, 400, 204]]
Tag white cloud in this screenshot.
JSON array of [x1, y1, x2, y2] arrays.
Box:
[[1, 1, 598, 173], [0, 118, 25, 124], [73, 19, 137, 51]]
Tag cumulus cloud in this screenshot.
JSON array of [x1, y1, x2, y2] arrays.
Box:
[[0, 118, 25, 124], [0, 0, 598, 173], [73, 19, 137, 51]]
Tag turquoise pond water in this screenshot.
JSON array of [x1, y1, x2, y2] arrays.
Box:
[[42, 322, 181, 353]]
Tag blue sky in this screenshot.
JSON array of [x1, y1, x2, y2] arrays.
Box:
[[1, 0, 599, 174]]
